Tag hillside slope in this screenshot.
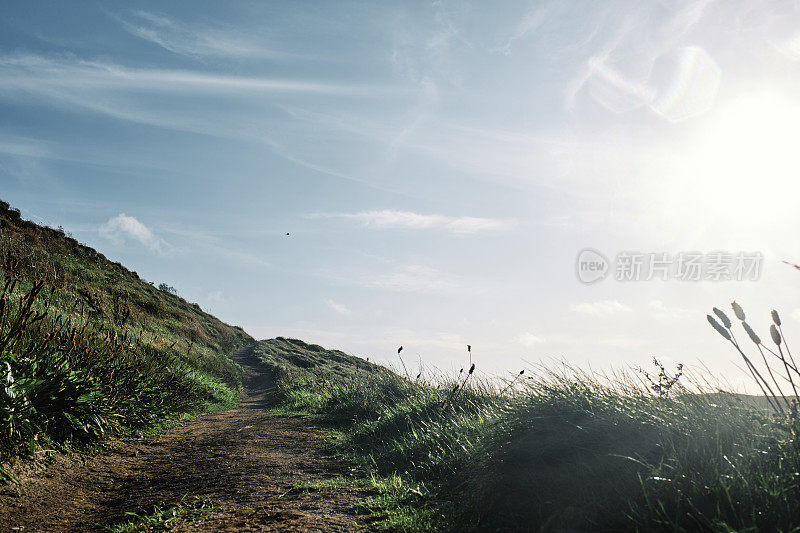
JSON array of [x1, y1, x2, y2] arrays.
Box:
[[253, 337, 384, 378], [261, 339, 800, 531], [0, 200, 252, 463]]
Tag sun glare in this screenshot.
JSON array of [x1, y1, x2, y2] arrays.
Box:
[[666, 91, 800, 240]]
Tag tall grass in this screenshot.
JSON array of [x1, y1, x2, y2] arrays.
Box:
[[0, 201, 250, 464], [0, 274, 238, 462], [262, 339, 800, 531]]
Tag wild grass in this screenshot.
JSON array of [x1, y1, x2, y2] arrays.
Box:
[[290, 473, 447, 531], [0, 200, 249, 464], [107, 496, 213, 532], [259, 337, 800, 532]]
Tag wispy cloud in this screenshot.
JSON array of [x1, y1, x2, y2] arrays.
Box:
[[357, 265, 463, 294], [571, 299, 631, 317], [279, 104, 660, 194], [160, 226, 271, 269], [98, 214, 169, 253], [515, 332, 545, 347], [498, 3, 555, 55], [114, 10, 286, 59], [0, 55, 401, 190], [0, 135, 49, 158], [326, 298, 352, 316], [0, 54, 368, 96], [307, 210, 515, 234]]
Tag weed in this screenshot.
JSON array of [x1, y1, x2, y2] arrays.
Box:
[[107, 496, 213, 532]]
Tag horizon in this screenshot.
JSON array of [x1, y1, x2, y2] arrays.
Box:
[[3, 1, 800, 390]]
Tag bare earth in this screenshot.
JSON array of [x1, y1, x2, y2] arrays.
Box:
[[0, 346, 374, 532]]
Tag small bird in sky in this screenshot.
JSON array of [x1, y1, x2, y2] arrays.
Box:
[[286, 232, 290, 236], [398, 346, 403, 354]]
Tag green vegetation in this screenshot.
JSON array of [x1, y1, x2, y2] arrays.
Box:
[[253, 337, 384, 378], [5, 197, 800, 531], [291, 474, 441, 531], [259, 336, 800, 532], [108, 496, 213, 532], [0, 200, 251, 463]]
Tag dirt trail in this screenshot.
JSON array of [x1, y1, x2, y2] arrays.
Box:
[[0, 346, 373, 532]]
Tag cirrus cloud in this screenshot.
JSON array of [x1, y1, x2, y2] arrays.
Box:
[[115, 10, 285, 60], [306, 210, 515, 234], [358, 264, 462, 294]]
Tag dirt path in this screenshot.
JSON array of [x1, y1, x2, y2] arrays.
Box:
[[0, 346, 374, 532]]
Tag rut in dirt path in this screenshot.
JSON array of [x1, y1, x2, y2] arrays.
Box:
[[0, 346, 374, 532]]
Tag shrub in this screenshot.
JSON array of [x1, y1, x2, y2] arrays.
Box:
[[0, 274, 237, 460], [158, 283, 177, 295]]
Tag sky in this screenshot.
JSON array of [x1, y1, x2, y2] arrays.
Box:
[[3, 0, 800, 388]]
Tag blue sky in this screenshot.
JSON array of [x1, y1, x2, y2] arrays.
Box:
[[3, 1, 800, 386]]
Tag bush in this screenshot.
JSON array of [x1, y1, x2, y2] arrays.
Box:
[[0, 276, 235, 459], [158, 283, 177, 295]]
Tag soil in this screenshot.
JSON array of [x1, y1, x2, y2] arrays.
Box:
[[0, 346, 375, 532]]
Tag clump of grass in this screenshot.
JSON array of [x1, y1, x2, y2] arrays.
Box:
[[290, 474, 449, 531], [260, 337, 800, 532], [0, 274, 238, 460], [108, 496, 213, 532], [355, 473, 451, 532]]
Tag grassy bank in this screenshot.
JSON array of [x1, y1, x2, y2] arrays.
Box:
[[0, 200, 251, 467], [256, 339, 800, 532]]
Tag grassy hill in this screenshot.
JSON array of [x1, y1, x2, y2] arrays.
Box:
[[0, 200, 252, 466], [259, 340, 800, 532], [4, 197, 800, 531], [253, 337, 386, 378]]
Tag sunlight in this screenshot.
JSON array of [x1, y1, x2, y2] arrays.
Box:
[[680, 91, 800, 228]]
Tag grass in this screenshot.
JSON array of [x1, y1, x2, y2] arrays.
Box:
[[257, 338, 800, 532], [107, 496, 213, 532], [6, 197, 800, 531], [290, 474, 446, 531], [0, 200, 251, 464]]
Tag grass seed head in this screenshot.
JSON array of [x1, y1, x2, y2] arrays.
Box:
[[770, 324, 782, 346], [742, 322, 761, 345], [708, 315, 732, 340], [713, 307, 732, 328], [732, 301, 746, 321], [772, 310, 782, 326]]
